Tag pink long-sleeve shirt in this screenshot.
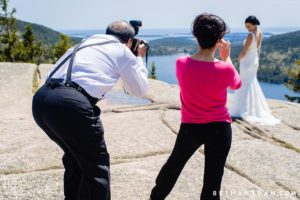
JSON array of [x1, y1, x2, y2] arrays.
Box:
[[176, 56, 242, 124]]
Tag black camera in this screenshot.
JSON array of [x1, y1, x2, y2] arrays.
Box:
[[129, 20, 149, 58]]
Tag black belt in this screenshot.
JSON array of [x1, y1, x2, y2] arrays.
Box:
[[46, 78, 99, 105]]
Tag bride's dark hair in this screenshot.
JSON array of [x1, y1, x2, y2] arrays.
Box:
[[245, 16, 260, 26], [192, 13, 230, 49]]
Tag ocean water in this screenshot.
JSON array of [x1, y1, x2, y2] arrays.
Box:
[[61, 26, 300, 40], [147, 53, 297, 101], [62, 28, 273, 42], [61, 28, 299, 101]]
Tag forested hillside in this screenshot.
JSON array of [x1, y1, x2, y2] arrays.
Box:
[[15, 19, 81, 45]]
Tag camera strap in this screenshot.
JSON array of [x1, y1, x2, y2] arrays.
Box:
[[145, 48, 149, 67]]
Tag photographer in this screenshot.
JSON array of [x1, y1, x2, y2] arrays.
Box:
[[32, 20, 148, 200]]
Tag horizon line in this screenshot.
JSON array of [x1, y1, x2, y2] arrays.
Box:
[[58, 26, 300, 31]]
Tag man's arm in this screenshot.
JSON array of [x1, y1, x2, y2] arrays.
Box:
[[119, 52, 149, 97]]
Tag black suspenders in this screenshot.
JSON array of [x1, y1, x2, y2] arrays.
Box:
[[45, 39, 119, 103], [46, 40, 119, 84]]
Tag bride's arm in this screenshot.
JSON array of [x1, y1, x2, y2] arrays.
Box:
[[238, 33, 253, 63], [257, 31, 263, 49]]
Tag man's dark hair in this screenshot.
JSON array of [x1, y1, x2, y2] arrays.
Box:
[[245, 16, 260, 26], [192, 13, 230, 49], [106, 20, 135, 43]]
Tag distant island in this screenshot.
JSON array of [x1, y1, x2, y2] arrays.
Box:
[[231, 31, 300, 83], [13, 19, 300, 84], [148, 31, 300, 84]]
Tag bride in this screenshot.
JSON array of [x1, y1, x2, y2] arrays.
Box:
[[230, 16, 280, 125]]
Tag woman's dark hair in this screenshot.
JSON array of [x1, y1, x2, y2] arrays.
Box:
[[106, 20, 135, 43], [245, 16, 260, 26], [192, 13, 230, 49]]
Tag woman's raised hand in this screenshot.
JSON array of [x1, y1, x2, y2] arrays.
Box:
[[218, 39, 232, 63]]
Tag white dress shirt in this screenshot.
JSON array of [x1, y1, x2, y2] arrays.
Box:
[[46, 34, 149, 99]]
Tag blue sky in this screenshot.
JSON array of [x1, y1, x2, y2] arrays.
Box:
[[9, 0, 300, 31]]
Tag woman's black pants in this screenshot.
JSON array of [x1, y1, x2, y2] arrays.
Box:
[[32, 83, 110, 200], [150, 122, 232, 200]]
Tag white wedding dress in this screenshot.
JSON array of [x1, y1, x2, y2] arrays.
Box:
[[230, 32, 280, 125]]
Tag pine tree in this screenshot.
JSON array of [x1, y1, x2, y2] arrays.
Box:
[[149, 62, 157, 79], [22, 25, 43, 63], [52, 34, 72, 61], [23, 25, 35, 58], [33, 41, 43, 64], [0, 0, 20, 62], [285, 60, 300, 103]]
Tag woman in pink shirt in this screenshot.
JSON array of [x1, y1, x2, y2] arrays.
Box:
[[150, 13, 242, 200]]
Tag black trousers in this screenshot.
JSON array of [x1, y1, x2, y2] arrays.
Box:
[[32, 84, 110, 200], [150, 122, 232, 200]]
